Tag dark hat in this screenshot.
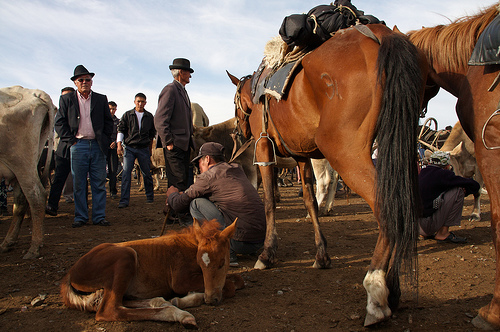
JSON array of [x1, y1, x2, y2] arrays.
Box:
[[191, 142, 225, 163], [169, 58, 194, 73], [71, 65, 95, 81]]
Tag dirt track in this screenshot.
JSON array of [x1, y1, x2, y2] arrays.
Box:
[[0, 178, 494, 331]]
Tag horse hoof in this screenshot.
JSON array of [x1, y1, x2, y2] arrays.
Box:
[[472, 315, 497, 330], [364, 312, 388, 327], [23, 250, 40, 259], [254, 259, 267, 270], [469, 214, 481, 222], [312, 260, 332, 269], [181, 316, 198, 330]]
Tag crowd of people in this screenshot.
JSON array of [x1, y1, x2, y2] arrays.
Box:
[[25, 61, 265, 266]]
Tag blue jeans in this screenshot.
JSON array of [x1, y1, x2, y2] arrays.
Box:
[[189, 198, 263, 256], [189, 198, 225, 228], [70, 139, 107, 224], [120, 146, 154, 205]]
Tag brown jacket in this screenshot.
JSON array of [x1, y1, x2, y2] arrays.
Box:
[[168, 162, 266, 242]]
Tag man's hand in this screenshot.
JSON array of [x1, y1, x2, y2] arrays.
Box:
[[110, 141, 116, 149], [117, 142, 123, 156], [166, 185, 180, 198], [166, 143, 174, 151]]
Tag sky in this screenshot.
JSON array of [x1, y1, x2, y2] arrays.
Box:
[[1, 0, 497, 129]]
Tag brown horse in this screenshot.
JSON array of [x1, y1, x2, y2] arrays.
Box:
[[408, 4, 500, 329], [229, 23, 428, 326], [60, 219, 244, 329]]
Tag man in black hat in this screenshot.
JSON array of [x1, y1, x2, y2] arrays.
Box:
[[54, 65, 114, 228], [154, 58, 194, 193], [166, 142, 266, 267]]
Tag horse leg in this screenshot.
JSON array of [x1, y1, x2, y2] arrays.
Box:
[[470, 192, 481, 222], [254, 139, 278, 270], [170, 293, 205, 309], [323, 146, 394, 325], [297, 159, 331, 268], [472, 142, 500, 330], [324, 168, 339, 215]]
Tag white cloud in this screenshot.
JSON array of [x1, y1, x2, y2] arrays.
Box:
[[0, 0, 496, 127]]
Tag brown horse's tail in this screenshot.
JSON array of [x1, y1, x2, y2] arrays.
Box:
[[375, 33, 423, 280], [60, 274, 103, 312]]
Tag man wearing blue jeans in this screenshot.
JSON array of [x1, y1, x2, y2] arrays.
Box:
[[117, 93, 156, 208], [55, 65, 114, 228], [166, 142, 266, 266]]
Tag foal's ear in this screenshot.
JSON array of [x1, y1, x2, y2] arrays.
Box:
[[220, 218, 238, 240]]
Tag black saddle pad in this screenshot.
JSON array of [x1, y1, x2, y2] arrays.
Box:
[[469, 14, 500, 65]]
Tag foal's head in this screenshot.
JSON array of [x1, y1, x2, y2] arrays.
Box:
[[193, 219, 237, 305]]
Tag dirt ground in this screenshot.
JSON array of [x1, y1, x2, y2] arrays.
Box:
[[0, 176, 495, 332]]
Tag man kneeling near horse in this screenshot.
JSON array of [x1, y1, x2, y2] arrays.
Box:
[[60, 219, 244, 328], [166, 142, 266, 267]]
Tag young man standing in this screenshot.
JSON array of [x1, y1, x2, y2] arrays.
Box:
[[117, 93, 156, 208]]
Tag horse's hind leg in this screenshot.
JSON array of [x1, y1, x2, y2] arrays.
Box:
[[297, 159, 331, 268]]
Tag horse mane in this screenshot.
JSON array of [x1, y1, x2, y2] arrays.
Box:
[[408, 4, 499, 73]]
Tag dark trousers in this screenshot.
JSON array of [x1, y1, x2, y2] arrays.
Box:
[[47, 154, 71, 210], [107, 148, 118, 195], [163, 146, 191, 191]]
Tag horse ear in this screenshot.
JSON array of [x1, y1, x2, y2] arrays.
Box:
[[220, 218, 238, 240], [393, 25, 401, 33], [227, 71, 240, 86]]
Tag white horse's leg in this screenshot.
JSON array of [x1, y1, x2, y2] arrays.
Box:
[[363, 270, 392, 326], [170, 292, 205, 309], [323, 168, 339, 215], [470, 192, 481, 221]]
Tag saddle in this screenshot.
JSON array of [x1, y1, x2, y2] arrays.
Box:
[[251, 57, 304, 104], [469, 13, 500, 65]]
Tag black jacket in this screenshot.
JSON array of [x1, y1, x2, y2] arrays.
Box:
[[118, 109, 156, 149], [55, 90, 114, 158]]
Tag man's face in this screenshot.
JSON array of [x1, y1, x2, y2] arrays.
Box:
[[179, 69, 191, 85], [74, 74, 92, 95], [198, 155, 210, 173], [134, 96, 147, 112], [108, 104, 117, 116]]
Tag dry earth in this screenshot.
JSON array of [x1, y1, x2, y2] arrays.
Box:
[[0, 177, 494, 332]]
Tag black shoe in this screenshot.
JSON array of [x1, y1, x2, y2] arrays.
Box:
[[72, 221, 86, 228], [118, 203, 128, 208], [146, 199, 154, 203], [45, 205, 57, 216], [110, 194, 118, 199], [94, 220, 111, 226]]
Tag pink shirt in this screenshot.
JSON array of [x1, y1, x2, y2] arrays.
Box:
[[76, 91, 95, 139]]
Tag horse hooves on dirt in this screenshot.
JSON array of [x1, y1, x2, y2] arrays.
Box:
[[23, 250, 41, 260], [254, 259, 268, 270], [469, 213, 481, 222], [312, 259, 332, 269], [363, 312, 389, 327], [181, 317, 198, 330], [472, 315, 497, 331]]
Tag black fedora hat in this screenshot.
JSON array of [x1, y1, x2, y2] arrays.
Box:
[[169, 58, 194, 73], [71, 65, 95, 81]]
